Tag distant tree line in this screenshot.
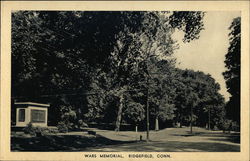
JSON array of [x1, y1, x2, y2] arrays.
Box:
[[11, 11, 239, 132]]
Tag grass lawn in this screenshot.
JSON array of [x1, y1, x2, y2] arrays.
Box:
[[11, 132, 135, 151], [11, 127, 240, 152]]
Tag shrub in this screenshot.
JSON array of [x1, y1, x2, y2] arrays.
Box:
[[221, 119, 232, 131], [48, 127, 59, 133], [218, 119, 240, 132], [57, 122, 68, 133], [213, 125, 219, 131], [231, 121, 240, 132], [78, 119, 88, 128], [23, 122, 59, 136], [23, 122, 36, 135]]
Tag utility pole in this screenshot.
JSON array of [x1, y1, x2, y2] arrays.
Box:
[[145, 57, 150, 142], [144, 42, 154, 142]]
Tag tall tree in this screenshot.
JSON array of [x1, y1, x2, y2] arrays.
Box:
[[223, 17, 241, 124]]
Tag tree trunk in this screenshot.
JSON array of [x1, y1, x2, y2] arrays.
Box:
[[208, 107, 211, 130], [155, 116, 159, 131], [115, 93, 124, 132], [190, 106, 193, 134], [180, 113, 182, 128], [77, 108, 82, 129]]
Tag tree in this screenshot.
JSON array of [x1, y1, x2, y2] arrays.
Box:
[[135, 11, 205, 132], [169, 11, 205, 42], [123, 101, 145, 125], [173, 69, 226, 131], [223, 17, 241, 124], [146, 59, 177, 131]]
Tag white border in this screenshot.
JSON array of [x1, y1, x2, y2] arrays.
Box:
[[1, 1, 249, 161]]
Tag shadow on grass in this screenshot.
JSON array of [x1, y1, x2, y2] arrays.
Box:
[[11, 134, 136, 151], [208, 135, 240, 144], [88, 141, 240, 152], [171, 131, 240, 143]]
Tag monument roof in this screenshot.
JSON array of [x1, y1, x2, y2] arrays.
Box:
[[14, 102, 50, 107]]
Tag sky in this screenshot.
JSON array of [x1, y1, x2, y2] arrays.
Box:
[[172, 11, 240, 101]]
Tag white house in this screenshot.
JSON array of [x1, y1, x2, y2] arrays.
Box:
[[15, 102, 49, 127]]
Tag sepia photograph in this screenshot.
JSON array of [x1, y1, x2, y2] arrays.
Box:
[[10, 10, 240, 152], [0, 1, 249, 161]]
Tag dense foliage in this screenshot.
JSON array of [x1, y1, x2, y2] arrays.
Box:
[[12, 11, 227, 131]]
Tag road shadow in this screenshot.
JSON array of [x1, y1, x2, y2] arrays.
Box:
[[11, 134, 136, 151], [88, 140, 240, 152]]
